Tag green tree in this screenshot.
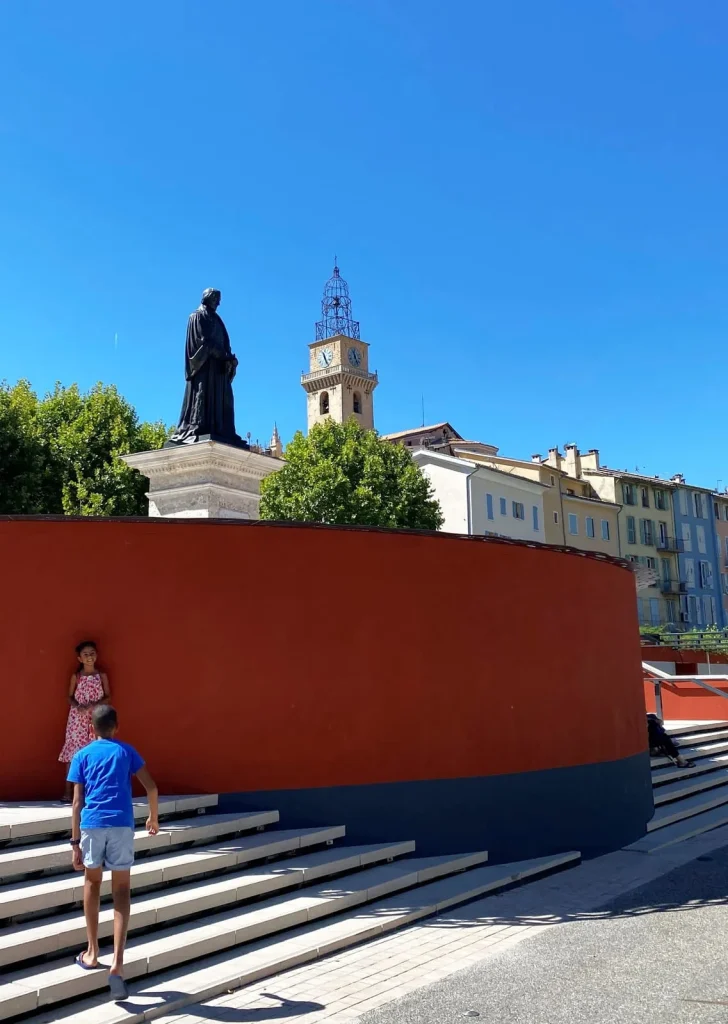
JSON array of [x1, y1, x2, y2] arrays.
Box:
[[0, 380, 45, 513], [0, 380, 169, 516], [259, 418, 444, 530]]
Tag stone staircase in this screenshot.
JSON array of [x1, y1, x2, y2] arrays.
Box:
[[0, 796, 580, 1022], [627, 720, 728, 852]]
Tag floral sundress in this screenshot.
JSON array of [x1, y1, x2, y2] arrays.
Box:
[[58, 672, 104, 763]]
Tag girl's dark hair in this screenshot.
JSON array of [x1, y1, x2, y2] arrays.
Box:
[[75, 640, 97, 657]]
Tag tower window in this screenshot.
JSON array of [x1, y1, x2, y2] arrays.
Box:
[[320, 392, 329, 415], [353, 391, 362, 414]]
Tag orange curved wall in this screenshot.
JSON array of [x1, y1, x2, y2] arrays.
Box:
[[0, 518, 647, 802]]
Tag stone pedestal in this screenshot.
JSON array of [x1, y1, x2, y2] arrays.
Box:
[[123, 441, 281, 519]]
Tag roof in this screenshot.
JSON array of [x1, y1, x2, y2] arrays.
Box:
[[583, 467, 676, 488], [382, 422, 463, 441], [412, 448, 548, 488]]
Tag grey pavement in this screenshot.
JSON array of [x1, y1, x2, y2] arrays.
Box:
[[362, 843, 728, 1024]]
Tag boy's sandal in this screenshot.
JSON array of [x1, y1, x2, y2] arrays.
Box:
[[109, 974, 129, 1001]]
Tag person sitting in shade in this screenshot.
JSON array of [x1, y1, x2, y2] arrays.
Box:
[[647, 714, 695, 768]]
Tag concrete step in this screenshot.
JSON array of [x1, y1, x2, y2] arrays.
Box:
[[626, 811, 728, 853], [0, 811, 279, 884], [0, 796, 217, 844], [0, 826, 347, 923], [652, 766, 728, 806], [0, 851, 492, 1020], [0, 842, 416, 969], [666, 722, 728, 742], [647, 786, 728, 832], [651, 738, 728, 769], [651, 753, 728, 786], [29, 851, 580, 1024]]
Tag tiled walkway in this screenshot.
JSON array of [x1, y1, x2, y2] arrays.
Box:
[[162, 823, 728, 1023]]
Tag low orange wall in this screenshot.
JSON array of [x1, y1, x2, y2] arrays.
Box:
[[0, 518, 647, 801], [644, 679, 728, 721]]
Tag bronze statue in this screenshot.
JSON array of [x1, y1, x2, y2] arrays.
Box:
[[168, 288, 245, 446]]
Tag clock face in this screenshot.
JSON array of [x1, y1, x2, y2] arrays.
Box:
[[317, 347, 334, 368], [348, 347, 362, 367]]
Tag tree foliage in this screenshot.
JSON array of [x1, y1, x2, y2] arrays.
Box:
[[0, 380, 168, 516], [259, 418, 444, 530]]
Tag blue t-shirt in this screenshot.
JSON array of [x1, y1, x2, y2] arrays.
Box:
[[67, 739, 144, 829]]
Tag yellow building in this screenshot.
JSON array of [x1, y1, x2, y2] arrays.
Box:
[[549, 445, 681, 626]]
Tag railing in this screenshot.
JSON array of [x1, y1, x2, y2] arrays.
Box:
[[643, 662, 728, 720], [656, 536, 684, 552], [301, 365, 378, 384], [640, 628, 728, 651], [657, 579, 681, 594]]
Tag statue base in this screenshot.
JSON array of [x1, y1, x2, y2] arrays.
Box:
[[123, 440, 281, 520], [163, 433, 250, 451]]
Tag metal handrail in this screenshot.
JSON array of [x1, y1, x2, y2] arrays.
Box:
[[642, 661, 728, 719]]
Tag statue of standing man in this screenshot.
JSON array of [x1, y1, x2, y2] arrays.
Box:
[[169, 288, 245, 446]]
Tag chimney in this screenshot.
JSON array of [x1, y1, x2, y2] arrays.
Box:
[[563, 443, 580, 479], [671, 473, 685, 484], [531, 454, 542, 464], [580, 448, 600, 471], [546, 447, 563, 470]]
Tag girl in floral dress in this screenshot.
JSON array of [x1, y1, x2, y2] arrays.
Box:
[[59, 640, 111, 802]]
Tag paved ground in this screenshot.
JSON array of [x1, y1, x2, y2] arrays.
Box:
[[164, 825, 728, 1024]]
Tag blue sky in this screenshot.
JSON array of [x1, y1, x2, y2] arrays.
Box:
[[1, 1, 727, 486]]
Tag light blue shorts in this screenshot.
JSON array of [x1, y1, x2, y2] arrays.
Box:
[[81, 827, 135, 871]]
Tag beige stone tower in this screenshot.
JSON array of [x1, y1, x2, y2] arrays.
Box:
[[300, 264, 378, 432]]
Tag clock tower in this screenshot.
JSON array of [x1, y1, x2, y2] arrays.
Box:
[[301, 264, 378, 432]]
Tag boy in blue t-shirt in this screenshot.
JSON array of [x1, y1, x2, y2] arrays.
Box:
[[68, 704, 159, 1002]]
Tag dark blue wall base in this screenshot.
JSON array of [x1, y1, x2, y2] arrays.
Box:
[[219, 751, 654, 862]]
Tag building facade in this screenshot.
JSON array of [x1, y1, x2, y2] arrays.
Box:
[[412, 449, 546, 542], [714, 494, 728, 622], [670, 477, 723, 627], [552, 446, 680, 627]]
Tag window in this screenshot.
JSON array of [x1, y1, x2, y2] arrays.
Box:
[[637, 598, 647, 625], [641, 487, 649, 508], [319, 391, 330, 415], [657, 521, 668, 549], [626, 516, 636, 544], [697, 525, 706, 554], [486, 494, 494, 521], [655, 489, 667, 510], [553, 511, 559, 525], [667, 600, 677, 623], [679, 490, 689, 516], [532, 505, 539, 531], [685, 558, 695, 589], [568, 513, 578, 535], [699, 560, 713, 589], [499, 497, 507, 516], [661, 558, 671, 583], [693, 492, 706, 518], [724, 506, 728, 522], [586, 516, 595, 538], [550, 475, 555, 486], [646, 556, 657, 571], [352, 392, 362, 414], [649, 598, 661, 626], [601, 519, 610, 541], [723, 573, 728, 595], [689, 595, 699, 624], [512, 501, 525, 520], [640, 519, 654, 545], [681, 523, 692, 552], [725, 536, 728, 562], [715, 502, 720, 520], [704, 595, 717, 625], [622, 483, 636, 505]]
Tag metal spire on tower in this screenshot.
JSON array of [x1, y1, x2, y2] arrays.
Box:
[[315, 262, 361, 341]]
